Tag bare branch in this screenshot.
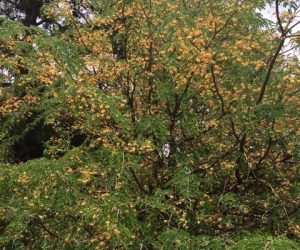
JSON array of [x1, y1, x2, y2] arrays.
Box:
[[276, 0, 285, 35]]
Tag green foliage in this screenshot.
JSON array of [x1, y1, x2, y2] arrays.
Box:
[[229, 234, 300, 250], [1, 155, 299, 249]]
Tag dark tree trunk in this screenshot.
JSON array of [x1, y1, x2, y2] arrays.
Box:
[[19, 0, 43, 26]]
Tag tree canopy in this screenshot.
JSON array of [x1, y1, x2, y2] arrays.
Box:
[[0, 0, 300, 249]]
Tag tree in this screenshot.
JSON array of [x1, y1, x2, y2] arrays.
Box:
[[0, 0, 300, 249]]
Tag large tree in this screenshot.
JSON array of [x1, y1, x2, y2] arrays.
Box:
[[0, 0, 300, 249]]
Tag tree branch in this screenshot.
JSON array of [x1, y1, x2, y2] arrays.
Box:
[[128, 167, 151, 195]]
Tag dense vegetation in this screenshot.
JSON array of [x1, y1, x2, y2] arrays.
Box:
[[0, 0, 300, 249]]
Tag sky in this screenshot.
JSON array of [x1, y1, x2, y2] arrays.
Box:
[[261, 2, 300, 58]]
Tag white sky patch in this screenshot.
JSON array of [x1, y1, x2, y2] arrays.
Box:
[[261, 3, 300, 58], [162, 144, 170, 157]]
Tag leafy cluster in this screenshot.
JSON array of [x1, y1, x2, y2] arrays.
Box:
[[0, 0, 300, 249]]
